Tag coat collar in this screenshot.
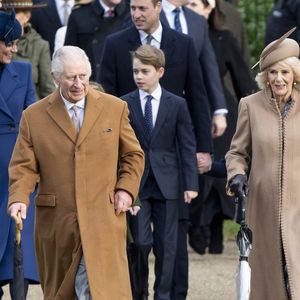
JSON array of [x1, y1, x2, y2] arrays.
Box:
[[0, 63, 20, 120], [46, 88, 104, 145], [44, 0, 63, 26], [127, 25, 142, 50], [126, 89, 148, 141], [92, 0, 127, 16], [263, 87, 300, 117], [160, 25, 176, 68]]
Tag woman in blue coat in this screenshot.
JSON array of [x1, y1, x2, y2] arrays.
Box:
[[0, 9, 37, 298]]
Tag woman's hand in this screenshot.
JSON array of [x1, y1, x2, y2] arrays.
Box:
[[229, 174, 248, 197]]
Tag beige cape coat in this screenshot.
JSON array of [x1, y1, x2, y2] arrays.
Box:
[[8, 88, 144, 300], [226, 89, 300, 300]]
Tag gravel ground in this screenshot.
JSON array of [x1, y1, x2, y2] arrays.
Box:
[[2, 241, 238, 300]]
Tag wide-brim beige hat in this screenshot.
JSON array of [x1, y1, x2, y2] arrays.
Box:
[[252, 27, 300, 71], [0, 0, 47, 10]]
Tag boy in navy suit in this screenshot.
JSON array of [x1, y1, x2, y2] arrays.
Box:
[[122, 45, 198, 300]]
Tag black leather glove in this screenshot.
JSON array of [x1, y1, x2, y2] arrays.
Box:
[[229, 174, 248, 197]]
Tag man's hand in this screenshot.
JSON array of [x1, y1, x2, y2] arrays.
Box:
[[212, 114, 227, 138], [8, 202, 27, 224], [128, 206, 141, 216], [184, 191, 198, 204], [197, 152, 212, 174], [114, 190, 133, 216]]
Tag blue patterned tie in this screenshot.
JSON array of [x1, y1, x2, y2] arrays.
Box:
[[173, 7, 182, 33], [144, 95, 153, 135]]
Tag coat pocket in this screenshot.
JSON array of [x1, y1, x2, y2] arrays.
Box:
[[35, 194, 56, 207]]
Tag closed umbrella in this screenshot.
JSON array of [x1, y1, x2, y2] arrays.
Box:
[[13, 212, 25, 300], [236, 194, 252, 300]]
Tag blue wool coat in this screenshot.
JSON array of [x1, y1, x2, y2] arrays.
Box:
[[0, 61, 38, 283]]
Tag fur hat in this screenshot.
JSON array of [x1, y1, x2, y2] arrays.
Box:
[[0, 10, 22, 44], [252, 27, 300, 71]]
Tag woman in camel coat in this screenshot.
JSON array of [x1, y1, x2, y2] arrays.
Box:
[[226, 31, 300, 300]]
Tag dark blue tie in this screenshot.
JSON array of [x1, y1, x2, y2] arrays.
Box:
[[144, 95, 153, 135], [173, 7, 182, 33]]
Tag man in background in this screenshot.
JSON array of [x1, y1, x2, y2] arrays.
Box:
[[65, 0, 130, 80]]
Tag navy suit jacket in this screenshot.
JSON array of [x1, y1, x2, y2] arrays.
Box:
[[160, 8, 226, 112], [99, 24, 212, 152], [31, 0, 63, 54], [122, 88, 198, 200]]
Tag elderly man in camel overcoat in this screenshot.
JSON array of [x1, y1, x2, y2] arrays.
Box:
[[7, 46, 144, 300]]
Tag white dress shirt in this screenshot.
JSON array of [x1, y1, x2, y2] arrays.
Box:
[[99, 0, 115, 17], [139, 84, 162, 126], [61, 89, 85, 128], [139, 22, 163, 48], [162, 0, 188, 34], [55, 0, 75, 25], [54, 26, 67, 53]]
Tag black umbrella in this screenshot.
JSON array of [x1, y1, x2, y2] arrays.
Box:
[[12, 212, 25, 300], [235, 194, 252, 300]]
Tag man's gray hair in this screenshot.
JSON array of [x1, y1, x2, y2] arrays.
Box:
[[51, 46, 92, 79]]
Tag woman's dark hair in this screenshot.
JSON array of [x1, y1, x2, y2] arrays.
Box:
[[203, 0, 226, 30]]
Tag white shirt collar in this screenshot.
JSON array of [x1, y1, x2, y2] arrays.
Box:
[[99, 0, 115, 14], [60, 88, 86, 110], [55, 0, 74, 10], [162, 0, 182, 14], [139, 84, 162, 101], [139, 22, 163, 44]]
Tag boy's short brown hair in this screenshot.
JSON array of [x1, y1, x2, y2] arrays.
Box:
[[132, 45, 165, 70]]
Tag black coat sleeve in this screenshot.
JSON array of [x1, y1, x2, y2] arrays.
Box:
[[64, 12, 79, 46], [184, 38, 213, 153], [199, 20, 227, 112], [97, 35, 118, 95], [225, 31, 257, 100], [176, 99, 199, 192]]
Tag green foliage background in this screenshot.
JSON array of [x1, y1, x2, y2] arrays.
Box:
[[237, 0, 275, 66]]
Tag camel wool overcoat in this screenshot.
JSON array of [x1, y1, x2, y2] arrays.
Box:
[[8, 88, 145, 300], [226, 88, 300, 300]]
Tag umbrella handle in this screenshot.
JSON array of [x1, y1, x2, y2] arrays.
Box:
[[235, 194, 247, 225], [15, 212, 23, 246]]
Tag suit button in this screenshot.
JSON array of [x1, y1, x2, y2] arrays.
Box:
[[9, 124, 15, 131], [92, 39, 98, 44]]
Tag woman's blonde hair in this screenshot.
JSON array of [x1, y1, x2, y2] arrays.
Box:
[[255, 56, 300, 91]]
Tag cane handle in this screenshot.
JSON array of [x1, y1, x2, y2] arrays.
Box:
[[16, 212, 23, 246]]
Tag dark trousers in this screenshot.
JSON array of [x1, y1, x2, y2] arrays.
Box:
[[131, 197, 178, 300], [171, 219, 189, 300]]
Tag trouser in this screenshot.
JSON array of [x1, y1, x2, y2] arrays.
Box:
[[171, 219, 189, 300], [130, 198, 178, 300], [75, 256, 91, 300]]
